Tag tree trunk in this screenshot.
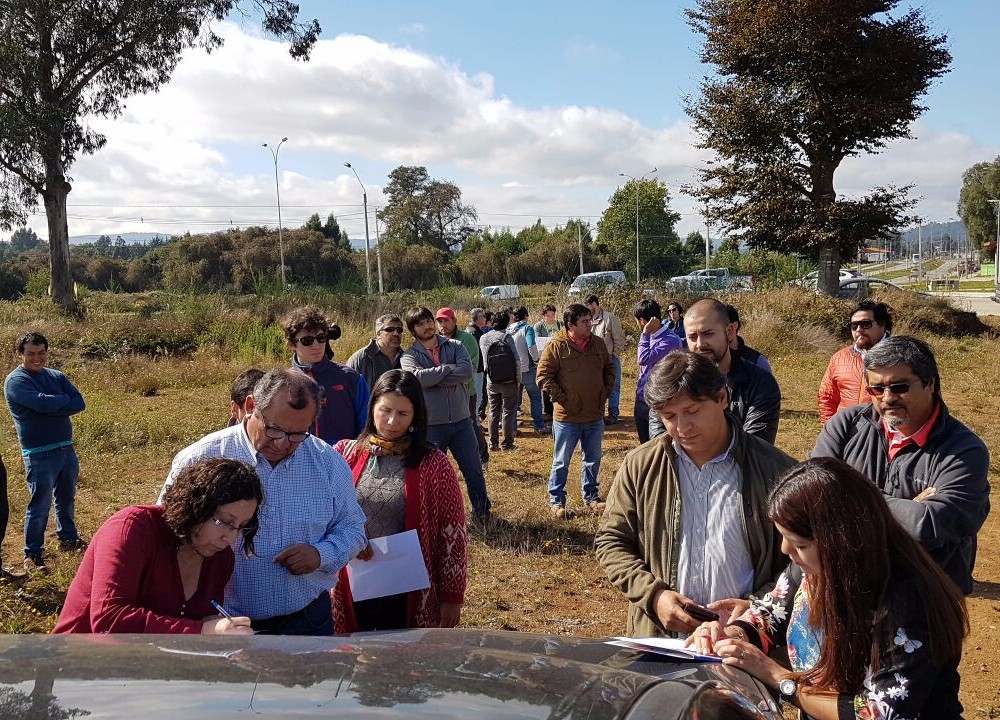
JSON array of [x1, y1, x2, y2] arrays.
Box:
[[816, 242, 841, 296], [42, 178, 76, 312]]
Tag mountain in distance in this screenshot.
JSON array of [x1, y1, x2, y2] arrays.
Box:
[[69, 231, 174, 245]]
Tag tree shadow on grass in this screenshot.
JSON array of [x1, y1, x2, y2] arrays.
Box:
[[470, 514, 596, 556]]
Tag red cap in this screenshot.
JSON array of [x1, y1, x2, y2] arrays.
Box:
[[435, 307, 456, 320]]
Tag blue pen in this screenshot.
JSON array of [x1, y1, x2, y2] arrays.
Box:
[[211, 600, 235, 621]]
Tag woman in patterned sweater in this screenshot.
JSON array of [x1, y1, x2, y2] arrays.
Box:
[[690, 457, 967, 719], [333, 370, 467, 631]]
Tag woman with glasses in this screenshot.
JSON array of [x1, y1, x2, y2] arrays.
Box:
[[283, 306, 370, 446], [665, 301, 686, 346], [689, 457, 967, 719], [53, 458, 263, 634], [332, 370, 468, 631]]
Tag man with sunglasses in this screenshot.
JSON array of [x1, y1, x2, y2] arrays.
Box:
[[811, 335, 990, 594], [160, 368, 367, 633], [347, 314, 404, 390], [283, 307, 369, 446], [817, 301, 892, 425]]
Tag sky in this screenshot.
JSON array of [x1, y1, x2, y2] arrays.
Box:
[[26, 0, 1000, 245]]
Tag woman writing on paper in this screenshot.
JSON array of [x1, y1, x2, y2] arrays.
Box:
[[689, 457, 967, 719], [54, 458, 262, 634], [333, 370, 467, 631]]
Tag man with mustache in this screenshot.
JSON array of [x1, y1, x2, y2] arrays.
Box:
[[811, 335, 990, 594]]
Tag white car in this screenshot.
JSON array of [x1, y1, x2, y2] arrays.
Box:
[[795, 269, 862, 287], [567, 270, 627, 297]]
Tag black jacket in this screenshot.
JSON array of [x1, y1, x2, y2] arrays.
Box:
[[726, 355, 781, 444], [810, 401, 990, 594]]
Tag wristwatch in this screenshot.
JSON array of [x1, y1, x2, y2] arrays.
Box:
[[779, 677, 798, 703]]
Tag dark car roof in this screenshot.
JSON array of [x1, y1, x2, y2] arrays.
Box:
[[0, 630, 780, 719]]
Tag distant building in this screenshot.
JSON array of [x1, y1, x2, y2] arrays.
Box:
[[862, 247, 889, 263]]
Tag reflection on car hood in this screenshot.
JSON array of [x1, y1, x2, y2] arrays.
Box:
[[0, 630, 781, 719]]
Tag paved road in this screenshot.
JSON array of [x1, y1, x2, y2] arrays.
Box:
[[934, 291, 1000, 316]]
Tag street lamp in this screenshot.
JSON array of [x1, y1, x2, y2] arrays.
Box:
[[989, 199, 1000, 286], [344, 162, 373, 295], [618, 167, 657, 283], [262, 137, 288, 286]]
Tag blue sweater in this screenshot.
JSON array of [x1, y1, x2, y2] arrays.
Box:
[[291, 354, 370, 446], [4, 365, 85, 454]]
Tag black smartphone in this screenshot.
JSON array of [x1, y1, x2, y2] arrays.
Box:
[[682, 601, 720, 622]]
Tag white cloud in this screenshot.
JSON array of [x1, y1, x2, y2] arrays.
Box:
[[34, 23, 994, 246]]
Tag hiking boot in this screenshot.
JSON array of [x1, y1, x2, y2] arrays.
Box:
[[605, 415, 620, 425], [489, 445, 501, 452], [584, 499, 607, 514], [550, 505, 569, 520], [59, 537, 89, 552], [23, 556, 48, 576]]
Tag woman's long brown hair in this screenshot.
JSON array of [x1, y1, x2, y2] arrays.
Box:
[[768, 457, 968, 691]]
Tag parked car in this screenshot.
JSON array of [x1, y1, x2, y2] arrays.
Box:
[[836, 277, 907, 300], [794, 268, 862, 288], [0, 630, 783, 719], [667, 268, 753, 292], [567, 270, 628, 297], [478, 284, 520, 301]]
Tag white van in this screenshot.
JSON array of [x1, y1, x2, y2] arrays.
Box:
[[567, 270, 628, 297], [478, 284, 520, 301]]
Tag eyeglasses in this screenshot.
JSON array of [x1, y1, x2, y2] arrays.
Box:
[[255, 410, 311, 442], [211, 516, 258, 538], [865, 382, 915, 397], [294, 333, 327, 346], [850, 320, 874, 330], [379, 327, 404, 334]]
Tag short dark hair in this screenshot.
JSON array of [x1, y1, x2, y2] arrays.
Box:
[[404, 306, 434, 335], [584, 293, 600, 306], [484, 310, 494, 324], [360, 370, 431, 469], [633, 298, 661, 322], [542, 303, 557, 314], [252, 368, 323, 419], [864, 335, 940, 401], [231, 368, 265, 406], [852, 300, 893, 333], [281, 306, 329, 342], [15, 332, 48, 353], [491, 310, 512, 332], [514, 306, 529, 321], [163, 458, 264, 557], [725, 304, 741, 331], [644, 351, 727, 409], [564, 303, 591, 328]]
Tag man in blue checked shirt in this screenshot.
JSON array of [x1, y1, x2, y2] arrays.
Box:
[[159, 368, 366, 635]]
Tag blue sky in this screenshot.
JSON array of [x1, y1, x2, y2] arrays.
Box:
[[35, 0, 1000, 245]]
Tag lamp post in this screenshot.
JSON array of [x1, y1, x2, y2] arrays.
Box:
[[262, 137, 288, 286], [344, 162, 372, 295], [618, 167, 657, 283], [989, 199, 1000, 288]]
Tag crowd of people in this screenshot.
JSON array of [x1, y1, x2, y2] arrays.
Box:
[[0, 291, 989, 719]]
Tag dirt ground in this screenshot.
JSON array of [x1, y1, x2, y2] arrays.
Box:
[[464, 351, 999, 716]]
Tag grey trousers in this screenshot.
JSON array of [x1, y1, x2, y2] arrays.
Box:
[[486, 380, 519, 449]]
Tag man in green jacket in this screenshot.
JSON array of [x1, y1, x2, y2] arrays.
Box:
[[595, 351, 795, 638]]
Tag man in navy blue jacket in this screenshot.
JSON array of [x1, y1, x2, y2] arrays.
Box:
[[4, 332, 87, 575], [283, 307, 369, 447]]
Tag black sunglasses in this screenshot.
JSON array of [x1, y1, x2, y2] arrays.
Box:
[[295, 333, 328, 346], [865, 382, 914, 397], [667, 307, 680, 312], [850, 320, 874, 330], [379, 327, 404, 334]]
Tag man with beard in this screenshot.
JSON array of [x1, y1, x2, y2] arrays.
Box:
[[401, 307, 491, 522], [680, 299, 781, 443], [811, 336, 990, 594], [817, 301, 892, 425]]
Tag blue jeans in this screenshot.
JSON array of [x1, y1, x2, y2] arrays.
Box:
[[548, 419, 604, 507], [428, 420, 491, 515], [607, 356, 622, 417], [23, 445, 80, 558], [252, 591, 333, 636], [520, 370, 545, 431]]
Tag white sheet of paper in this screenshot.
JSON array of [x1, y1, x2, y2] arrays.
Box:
[[345, 529, 431, 602], [535, 336, 551, 353], [606, 636, 721, 663]]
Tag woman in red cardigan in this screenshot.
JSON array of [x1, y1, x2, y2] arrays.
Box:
[[53, 457, 262, 634], [333, 369, 467, 631]]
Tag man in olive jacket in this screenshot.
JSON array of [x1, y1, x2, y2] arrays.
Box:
[[536, 303, 615, 518], [596, 352, 796, 638]]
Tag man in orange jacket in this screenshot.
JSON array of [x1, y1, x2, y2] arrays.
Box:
[[817, 301, 892, 424]]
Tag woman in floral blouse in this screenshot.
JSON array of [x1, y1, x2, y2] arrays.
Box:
[[690, 457, 967, 719]]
